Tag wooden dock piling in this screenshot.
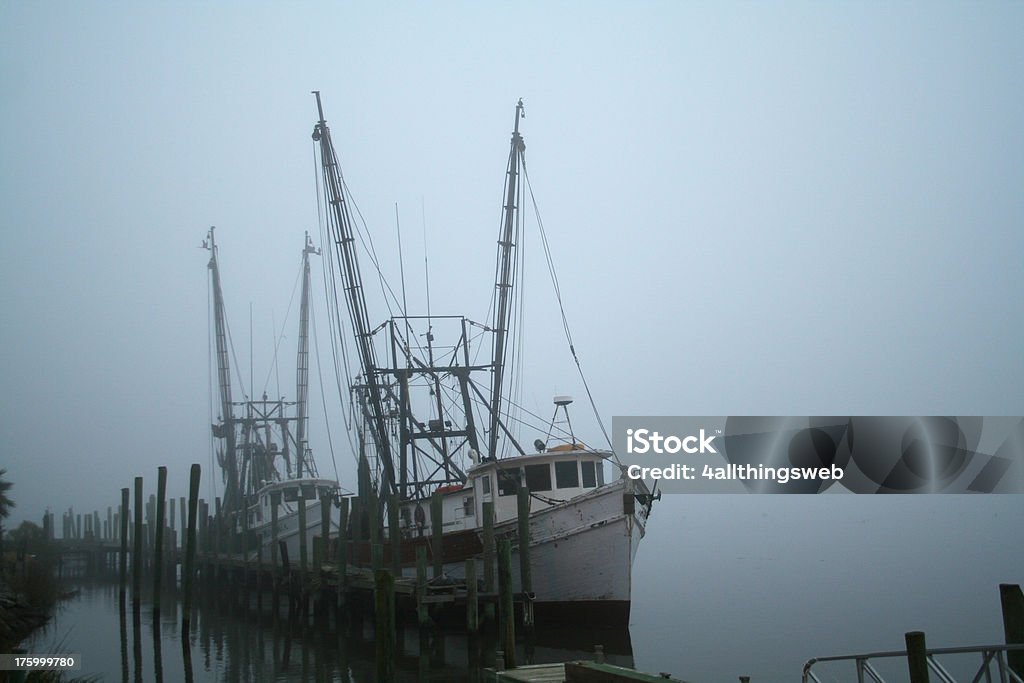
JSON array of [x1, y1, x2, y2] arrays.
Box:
[[133, 477, 143, 608], [431, 490, 443, 578], [416, 545, 429, 627], [153, 466, 167, 614], [388, 493, 401, 576], [337, 497, 349, 609], [320, 490, 332, 567], [498, 537, 516, 669], [466, 558, 479, 633], [482, 501, 496, 623], [517, 483, 534, 627], [182, 465, 200, 635], [298, 496, 308, 573], [119, 487, 129, 600], [179, 496, 186, 548], [1001, 583, 1024, 679], [905, 631, 930, 683]]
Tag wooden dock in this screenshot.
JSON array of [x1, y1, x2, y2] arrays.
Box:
[[485, 660, 686, 682]]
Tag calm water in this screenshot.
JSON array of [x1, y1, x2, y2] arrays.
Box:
[[27, 495, 1024, 682]]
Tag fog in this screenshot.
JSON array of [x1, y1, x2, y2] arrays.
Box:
[[2, 3, 1022, 673]]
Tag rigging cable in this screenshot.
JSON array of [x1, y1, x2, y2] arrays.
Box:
[[310, 287, 341, 485], [522, 160, 618, 462], [312, 141, 361, 462], [262, 256, 304, 396]]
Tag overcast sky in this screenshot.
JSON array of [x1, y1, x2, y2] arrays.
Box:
[[2, 0, 1022, 613]]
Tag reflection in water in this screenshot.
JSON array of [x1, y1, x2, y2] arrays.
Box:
[[44, 581, 632, 682], [152, 610, 164, 683], [119, 595, 128, 683], [182, 635, 194, 683], [131, 602, 142, 683]]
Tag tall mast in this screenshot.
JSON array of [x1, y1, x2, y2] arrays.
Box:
[[488, 99, 526, 459], [311, 91, 398, 496], [204, 227, 241, 513], [294, 232, 319, 478]]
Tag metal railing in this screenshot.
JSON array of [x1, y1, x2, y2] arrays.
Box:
[[803, 644, 1024, 683]]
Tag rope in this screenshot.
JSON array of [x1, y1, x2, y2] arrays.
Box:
[[261, 253, 304, 396], [310, 293, 341, 483], [522, 160, 618, 462]]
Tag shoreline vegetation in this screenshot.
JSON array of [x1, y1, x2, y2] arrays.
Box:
[[1, 546, 94, 682]]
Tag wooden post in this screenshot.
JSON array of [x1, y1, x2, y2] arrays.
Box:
[[337, 497, 349, 608], [182, 464, 200, 636], [169, 497, 175, 534], [388, 493, 401, 576], [516, 483, 533, 627], [372, 542, 384, 571], [298, 496, 308, 573], [270, 491, 280, 569], [350, 497, 362, 567], [107, 506, 113, 542], [466, 558, 479, 633], [133, 477, 143, 607], [368, 490, 381, 570], [119, 488, 129, 600], [213, 496, 221, 567], [498, 537, 516, 668], [905, 631, 929, 683], [197, 500, 208, 554], [147, 494, 156, 555], [374, 569, 395, 682], [415, 545, 429, 627], [153, 466, 167, 613], [430, 490, 443, 579], [482, 500, 495, 623], [320, 492, 332, 568], [1001, 583, 1024, 680], [179, 497, 186, 548]]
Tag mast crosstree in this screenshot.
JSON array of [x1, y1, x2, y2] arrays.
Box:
[[312, 95, 534, 505]]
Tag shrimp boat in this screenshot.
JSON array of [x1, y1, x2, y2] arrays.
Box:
[[312, 93, 655, 624], [204, 228, 339, 564]]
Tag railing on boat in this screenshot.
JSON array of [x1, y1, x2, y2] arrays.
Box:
[[803, 644, 1024, 683]]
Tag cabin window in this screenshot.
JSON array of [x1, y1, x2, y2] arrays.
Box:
[[497, 468, 521, 497], [524, 464, 552, 492], [597, 461, 605, 486], [463, 496, 474, 516], [555, 461, 579, 489], [300, 484, 315, 499], [478, 475, 491, 494], [283, 487, 299, 502], [581, 461, 597, 488]]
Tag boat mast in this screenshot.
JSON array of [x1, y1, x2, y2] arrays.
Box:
[[204, 227, 241, 513], [295, 232, 319, 479], [488, 99, 526, 459], [311, 91, 398, 496]]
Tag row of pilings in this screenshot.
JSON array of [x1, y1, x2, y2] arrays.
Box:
[[52, 462, 545, 679]]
